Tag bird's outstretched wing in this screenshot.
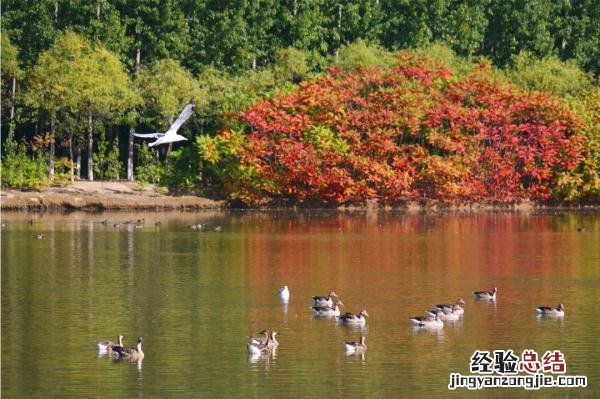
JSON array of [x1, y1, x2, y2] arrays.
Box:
[[133, 133, 164, 138], [164, 100, 195, 136]]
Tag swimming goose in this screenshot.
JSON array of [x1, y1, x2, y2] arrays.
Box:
[[278, 286, 290, 301], [344, 336, 367, 354], [435, 298, 465, 315], [312, 301, 344, 316], [248, 330, 279, 350], [339, 309, 369, 326], [114, 336, 144, 361], [409, 313, 444, 328], [97, 335, 123, 353], [33, 234, 44, 239], [536, 303, 565, 316], [440, 305, 461, 321], [247, 331, 274, 355], [313, 291, 338, 307], [473, 287, 497, 300]]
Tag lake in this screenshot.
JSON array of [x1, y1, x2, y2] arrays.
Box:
[[1, 210, 598, 398]]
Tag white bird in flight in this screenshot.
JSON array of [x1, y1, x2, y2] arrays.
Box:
[[134, 98, 195, 147]]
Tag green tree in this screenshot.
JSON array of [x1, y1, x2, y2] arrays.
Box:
[[335, 40, 395, 70], [136, 58, 203, 138], [1, 32, 23, 137], [27, 31, 139, 181], [484, 0, 555, 67]]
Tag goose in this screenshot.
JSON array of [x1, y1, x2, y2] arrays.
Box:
[[410, 310, 442, 325], [33, 234, 44, 239], [473, 287, 497, 300], [313, 291, 338, 307], [409, 313, 444, 328], [344, 335, 367, 354], [312, 301, 344, 317], [440, 305, 461, 321], [278, 286, 290, 301], [339, 309, 369, 326], [435, 298, 465, 315], [536, 303, 565, 316], [134, 99, 194, 147], [114, 336, 144, 361], [247, 331, 275, 355], [97, 334, 123, 353], [248, 330, 279, 350]]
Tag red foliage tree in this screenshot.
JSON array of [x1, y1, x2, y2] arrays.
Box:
[[219, 53, 584, 204]]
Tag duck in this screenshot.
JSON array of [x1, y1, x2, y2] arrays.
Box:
[[339, 309, 369, 326], [435, 298, 465, 315], [114, 336, 144, 361], [190, 223, 203, 230], [32, 233, 44, 239], [536, 303, 565, 316], [312, 301, 344, 317], [97, 334, 123, 353], [278, 286, 290, 301], [344, 335, 367, 354], [473, 287, 497, 300], [313, 291, 338, 307], [409, 313, 444, 328], [214, 226, 222, 232]]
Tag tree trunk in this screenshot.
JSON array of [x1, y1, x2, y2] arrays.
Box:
[[127, 128, 134, 181], [135, 48, 141, 75], [10, 77, 16, 120], [69, 134, 75, 182], [96, 2, 100, 19], [165, 142, 173, 165], [252, 57, 256, 70], [293, 0, 297, 17], [8, 77, 16, 139], [338, 4, 342, 29], [49, 119, 55, 178], [87, 111, 94, 181], [76, 150, 81, 179]]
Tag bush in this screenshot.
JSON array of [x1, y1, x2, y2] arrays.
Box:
[[509, 52, 594, 97], [134, 142, 163, 184], [1, 138, 50, 189], [161, 146, 202, 189]]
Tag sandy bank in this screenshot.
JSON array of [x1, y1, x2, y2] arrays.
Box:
[[1, 181, 224, 211]]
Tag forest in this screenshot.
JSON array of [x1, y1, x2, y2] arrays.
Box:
[[1, 1, 599, 204]]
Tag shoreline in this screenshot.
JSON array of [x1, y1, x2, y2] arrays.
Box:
[[2, 181, 599, 212]]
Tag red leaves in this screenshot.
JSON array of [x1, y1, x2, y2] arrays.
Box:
[[219, 54, 585, 204]]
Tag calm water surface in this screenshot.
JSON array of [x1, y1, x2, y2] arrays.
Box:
[[2, 211, 599, 398]]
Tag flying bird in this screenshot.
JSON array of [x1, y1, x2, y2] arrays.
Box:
[[134, 98, 195, 147]]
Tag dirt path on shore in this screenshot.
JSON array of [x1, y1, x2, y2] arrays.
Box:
[[1, 181, 224, 211]]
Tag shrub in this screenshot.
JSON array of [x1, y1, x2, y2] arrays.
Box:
[[1, 138, 50, 189]]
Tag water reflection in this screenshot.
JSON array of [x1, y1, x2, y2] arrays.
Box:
[[1, 211, 599, 398]]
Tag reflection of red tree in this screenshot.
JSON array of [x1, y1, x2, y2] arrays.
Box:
[[245, 213, 586, 303]]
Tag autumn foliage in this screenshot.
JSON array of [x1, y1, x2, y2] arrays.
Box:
[[212, 52, 589, 205]]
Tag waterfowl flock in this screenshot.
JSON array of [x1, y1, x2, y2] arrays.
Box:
[[245, 285, 564, 359], [95, 284, 564, 365]]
